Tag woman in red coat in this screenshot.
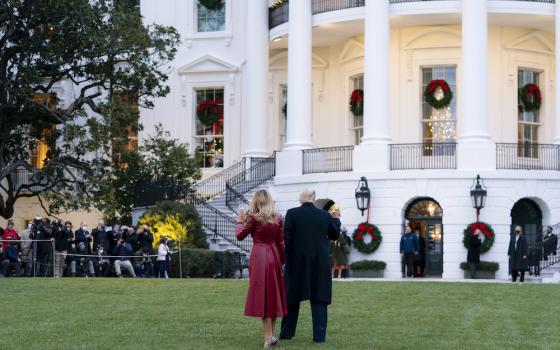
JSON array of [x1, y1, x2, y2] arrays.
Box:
[[236, 189, 287, 348]]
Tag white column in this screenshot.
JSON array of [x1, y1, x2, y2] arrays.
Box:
[[457, 0, 495, 170], [362, 0, 390, 144], [244, 0, 269, 158], [353, 0, 390, 173], [284, 0, 312, 150], [555, 2, 560, 144], [459, 0, 490, 142]]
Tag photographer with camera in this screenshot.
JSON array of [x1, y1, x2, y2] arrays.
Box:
[[30, 217, 53, 277], [113, 238, 136, 278], [92, 220, 114, 276], [53, 220, 72, 277], [70, 223, 95, 277]]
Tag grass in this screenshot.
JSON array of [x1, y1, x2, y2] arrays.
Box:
[[1, 279, 559, 350]]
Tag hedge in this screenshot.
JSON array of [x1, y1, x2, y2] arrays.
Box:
[[459, 261, 500, 272], [350, 260, 387, 271], [170, 248, 243, 278]]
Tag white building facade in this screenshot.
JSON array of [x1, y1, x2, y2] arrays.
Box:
[[140, 0, 560, 280]]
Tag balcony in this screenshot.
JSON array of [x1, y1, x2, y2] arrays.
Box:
[[269, 0, 555, 29], [496, 143, 560, 170], [302, 146, 354, 174], [390, 143, 457, 170]]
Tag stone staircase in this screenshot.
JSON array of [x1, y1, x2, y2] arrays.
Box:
[[189, 154, 276, 255]]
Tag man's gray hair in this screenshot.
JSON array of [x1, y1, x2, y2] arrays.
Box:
[[298, 188, 316, 204]]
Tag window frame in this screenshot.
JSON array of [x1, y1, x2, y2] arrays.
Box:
[[186, 0, 232, 41], [349, 74, 364, 146], [193, 87, 225, 169]]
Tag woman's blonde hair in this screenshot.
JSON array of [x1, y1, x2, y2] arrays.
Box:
[[250, 189, 275, 224]]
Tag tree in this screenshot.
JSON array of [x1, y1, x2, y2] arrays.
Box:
[[98, 124, 201, 224], [0, 0, 180, 219]]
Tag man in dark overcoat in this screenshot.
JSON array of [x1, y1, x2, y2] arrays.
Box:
[[467, 229, 482, 279], [508, 225, 529, 283], [280, 189, 341, 343]]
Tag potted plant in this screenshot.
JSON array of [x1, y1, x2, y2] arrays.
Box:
[[460, 261, 499, 279], [350, 260, 386, 278]]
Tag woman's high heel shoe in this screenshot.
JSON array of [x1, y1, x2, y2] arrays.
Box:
[[264, 336, 278, 348]]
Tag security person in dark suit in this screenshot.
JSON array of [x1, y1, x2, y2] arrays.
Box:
[[280, 189, 341, 344], [400, 225, 419, 278], [508, 225, 529, 283]]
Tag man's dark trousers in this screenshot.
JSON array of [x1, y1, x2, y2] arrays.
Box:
[[280, 301, 329, 343], [404, 253, 415, 277]]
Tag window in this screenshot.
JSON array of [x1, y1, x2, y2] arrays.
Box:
[[111, 91, 139, 167], [421, 66, 456, 155], [279, 85, 287, 149], [194, 88, 224, 168], [350, 75, 363, 145], [30, 93, 57, 169], [197, 1, 225, 32], [518, 69, 541, 158]]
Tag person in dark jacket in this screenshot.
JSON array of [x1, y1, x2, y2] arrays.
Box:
[[467, 229, 482, 279], [413, 229, 426, 277], [53, 220, 72, 277], [543, 226, 558, 260], [400, 225, 419, 278], [0, 238, 21, 277], [280, 189, 341, 344], [508, 225, 529, 283], [113, 239, 136, 277], [71, 224, 95, 277], [30, 217, 53, 277]]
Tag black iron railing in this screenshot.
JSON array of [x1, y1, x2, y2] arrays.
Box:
[[192, 158, 246, 200], [496, 143, 560, 170], [269, 0, 554, 29], [225, 153, 276, 213], [10, 168, 62, 193], [390, 143, 456, 170], [302, 146, 354, 174], [186, 195, 252, 253]]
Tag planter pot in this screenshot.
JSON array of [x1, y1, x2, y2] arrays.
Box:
[[463, 270, 496, 280], [350, 269, 384, 278]]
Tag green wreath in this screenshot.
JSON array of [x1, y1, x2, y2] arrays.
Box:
[[352, 223, 382, 254], [424, 80, 453, 109], [463, 222, 495, 254], [197, 100, 221, 125], [199, 0, 223, 11], [519, 83, 542, 112], [349, 89, 364, 117]]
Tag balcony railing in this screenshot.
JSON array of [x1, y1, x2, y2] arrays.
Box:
[[390, 143, 457, 170], [302, 146, 354, 174], [496, 143, 560, 170], [269, 0, 555, 29]]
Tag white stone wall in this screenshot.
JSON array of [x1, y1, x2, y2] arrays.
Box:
[[269, 173, 560, 280]]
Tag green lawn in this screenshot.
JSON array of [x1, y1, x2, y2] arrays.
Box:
[[1, 279, 559, 350]]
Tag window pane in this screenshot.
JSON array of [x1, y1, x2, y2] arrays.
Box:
[[197, 3, 225, 32], [421, 66, 456, 145], [350, 75, 364, 145], [195, 88, 225, 168]]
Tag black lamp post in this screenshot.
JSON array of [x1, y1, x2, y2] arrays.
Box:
[[355, 177, 371, 216], [470, 174, 487, 222]]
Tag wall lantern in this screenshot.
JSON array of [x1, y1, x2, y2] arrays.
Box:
[[355, 176, 371, 216], [470, 174, 487, 222]]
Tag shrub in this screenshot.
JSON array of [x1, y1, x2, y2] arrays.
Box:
[[350, 260, 386, 271], [459, 261, 499, 272], [139, 200, 208, 249], [170, 248, 243, 278]]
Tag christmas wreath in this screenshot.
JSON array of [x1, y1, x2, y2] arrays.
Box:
[[424, 80, 453, 109], [463, 222, 495, 254], [197, 99, 222, 125], [352, 222, 382, 254], [199, 0, 223, 11], [519, 83, 542, 112], [349, 89, 364, 117]]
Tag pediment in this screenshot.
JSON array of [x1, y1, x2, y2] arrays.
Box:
[[269, 51, 329, 70], [505, 32, 554, 55], [338, 38, 364, 64], [404, 28, 461, 49], [177, 54, 239, 74]]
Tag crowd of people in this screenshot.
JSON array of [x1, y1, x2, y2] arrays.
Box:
[[0, 218, 174, 278]]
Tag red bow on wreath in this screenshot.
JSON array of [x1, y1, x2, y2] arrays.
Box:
[[427, 80, 450, 94], [525, 84, 542, 101], [349, 90, 363, 106], [470, 223, 492, 239], [356, 223, 377, 241]]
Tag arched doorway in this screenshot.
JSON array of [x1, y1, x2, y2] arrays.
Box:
[[405, 198, 443, 277], [511, 199, 543, 245]]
